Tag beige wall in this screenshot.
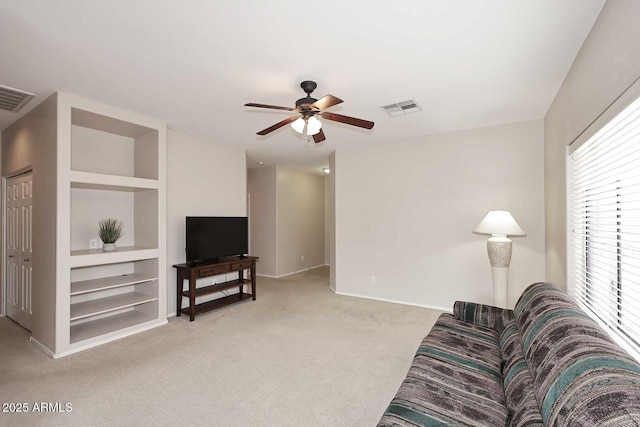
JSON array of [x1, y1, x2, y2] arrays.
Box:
[[544, 0, 640, 287], [166, 129, 247, 316], [1, 93, 58, 349], [247, 166, 277, 276], [248, 166, 326, 278], [276, 167, 325, 275], [334, 119, 545, 310]]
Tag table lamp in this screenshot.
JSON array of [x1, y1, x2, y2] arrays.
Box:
[[474, 210, 525, 308]]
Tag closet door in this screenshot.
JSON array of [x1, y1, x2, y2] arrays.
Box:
[[5, 172, 33, 330]]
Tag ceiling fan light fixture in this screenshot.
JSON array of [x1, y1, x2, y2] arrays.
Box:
[[306, 116, 322, 135], [291, 117, 306, 134], [246, 80, 374, 142]]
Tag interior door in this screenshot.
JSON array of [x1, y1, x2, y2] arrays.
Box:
[[5, 172, 33, 330]]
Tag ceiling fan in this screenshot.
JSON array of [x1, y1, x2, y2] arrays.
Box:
[[244, 80, 374, 143]]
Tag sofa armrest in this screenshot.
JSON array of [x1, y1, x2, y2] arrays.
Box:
[[453, 301, 514, 334]]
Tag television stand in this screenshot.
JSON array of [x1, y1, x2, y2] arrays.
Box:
[[173, 256, 259, 321]]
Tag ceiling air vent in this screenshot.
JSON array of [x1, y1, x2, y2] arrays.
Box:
[[380, 99, 422, 117], [0, 84, 36, 113]]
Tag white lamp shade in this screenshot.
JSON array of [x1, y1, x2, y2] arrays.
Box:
[[291, 117, 305, 134], [306, 116, 322, 135], [474, 210, 525, 236]]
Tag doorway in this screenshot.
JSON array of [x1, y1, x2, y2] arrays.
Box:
[[4, 171, 33, 330]]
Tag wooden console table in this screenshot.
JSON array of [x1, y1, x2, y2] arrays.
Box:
[[173, 256, 258, 321]]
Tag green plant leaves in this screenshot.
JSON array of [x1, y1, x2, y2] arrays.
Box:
[[98, 218, 123, 244]]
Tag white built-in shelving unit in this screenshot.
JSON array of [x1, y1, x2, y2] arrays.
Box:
[[34, 93, 168, 358]]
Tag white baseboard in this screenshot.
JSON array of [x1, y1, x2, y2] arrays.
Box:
[[257, 264, 327, 279], [32, 318, 168, 359], [30, 336, 57, 359], [333, 290, 451, 313]]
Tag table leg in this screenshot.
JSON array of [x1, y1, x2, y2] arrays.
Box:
[[251, 262, 257, 300], [176, 274, 182, 317], [189, 277, 196, 322]]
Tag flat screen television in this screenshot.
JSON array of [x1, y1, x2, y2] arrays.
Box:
[[185, 216, 248, 264]]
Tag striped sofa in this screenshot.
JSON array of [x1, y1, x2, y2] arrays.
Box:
[[378, 282, 640, 426]]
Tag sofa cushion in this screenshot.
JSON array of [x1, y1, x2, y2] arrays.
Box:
[[500, 319, 543, 427], [453, 301, 514, 334], [378, 313, 508, 427], [514, 282, 640, 426]]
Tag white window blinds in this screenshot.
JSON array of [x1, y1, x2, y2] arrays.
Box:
[[570, 95, 640, 358]]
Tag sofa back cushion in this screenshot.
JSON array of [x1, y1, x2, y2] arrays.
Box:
[[514, 282, 640, 426], [500, 319, 543, 427]]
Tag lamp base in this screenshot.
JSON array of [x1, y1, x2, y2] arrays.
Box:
[[491, 267, 509, 308], [487, 236, 512, 267], [486, 237, 512, 308]]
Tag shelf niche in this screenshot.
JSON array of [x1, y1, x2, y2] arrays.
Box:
[[70, 186, 158, 253], [71, 108, 158, 180]]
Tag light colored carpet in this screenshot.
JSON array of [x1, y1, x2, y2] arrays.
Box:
[[0, 266, 443, 426]]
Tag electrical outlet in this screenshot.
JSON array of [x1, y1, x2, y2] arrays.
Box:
[[370, 276, 376, 284], [89, 239, 98, 249], [301, 255, 304, 262]]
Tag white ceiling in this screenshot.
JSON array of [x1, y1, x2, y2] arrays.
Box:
[[0, 0, 605, 174]]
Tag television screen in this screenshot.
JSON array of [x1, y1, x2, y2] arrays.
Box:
[[186, 216, 248, 263]]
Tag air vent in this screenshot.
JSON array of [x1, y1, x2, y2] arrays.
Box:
[[0, 84, 36, 113], [380, 99, 422, 117]]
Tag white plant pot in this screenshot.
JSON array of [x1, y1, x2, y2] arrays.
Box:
[[102, 243, 116, 251]]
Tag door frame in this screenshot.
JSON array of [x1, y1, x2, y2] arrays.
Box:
[[1, 167, 33, 318]]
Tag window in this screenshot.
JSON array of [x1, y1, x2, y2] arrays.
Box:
[[570, 95, 640, 358]]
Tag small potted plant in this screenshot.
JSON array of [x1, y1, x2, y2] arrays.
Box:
[[98, 218, 123, 251]]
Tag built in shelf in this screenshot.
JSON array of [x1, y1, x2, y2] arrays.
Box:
[[70, 310, 155, 344], [70, 170, 159, 192], [70, 246, 158, 268], [70, 292, 157, 321], [71, 273, 157, 296]]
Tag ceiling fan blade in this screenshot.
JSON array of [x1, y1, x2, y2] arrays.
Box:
[[313, 129, 326, 144], [256, 115, 300, 135], [320, 112, 374, 129], [310, 95, 343, 111], [245, 103, 295, 111]]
